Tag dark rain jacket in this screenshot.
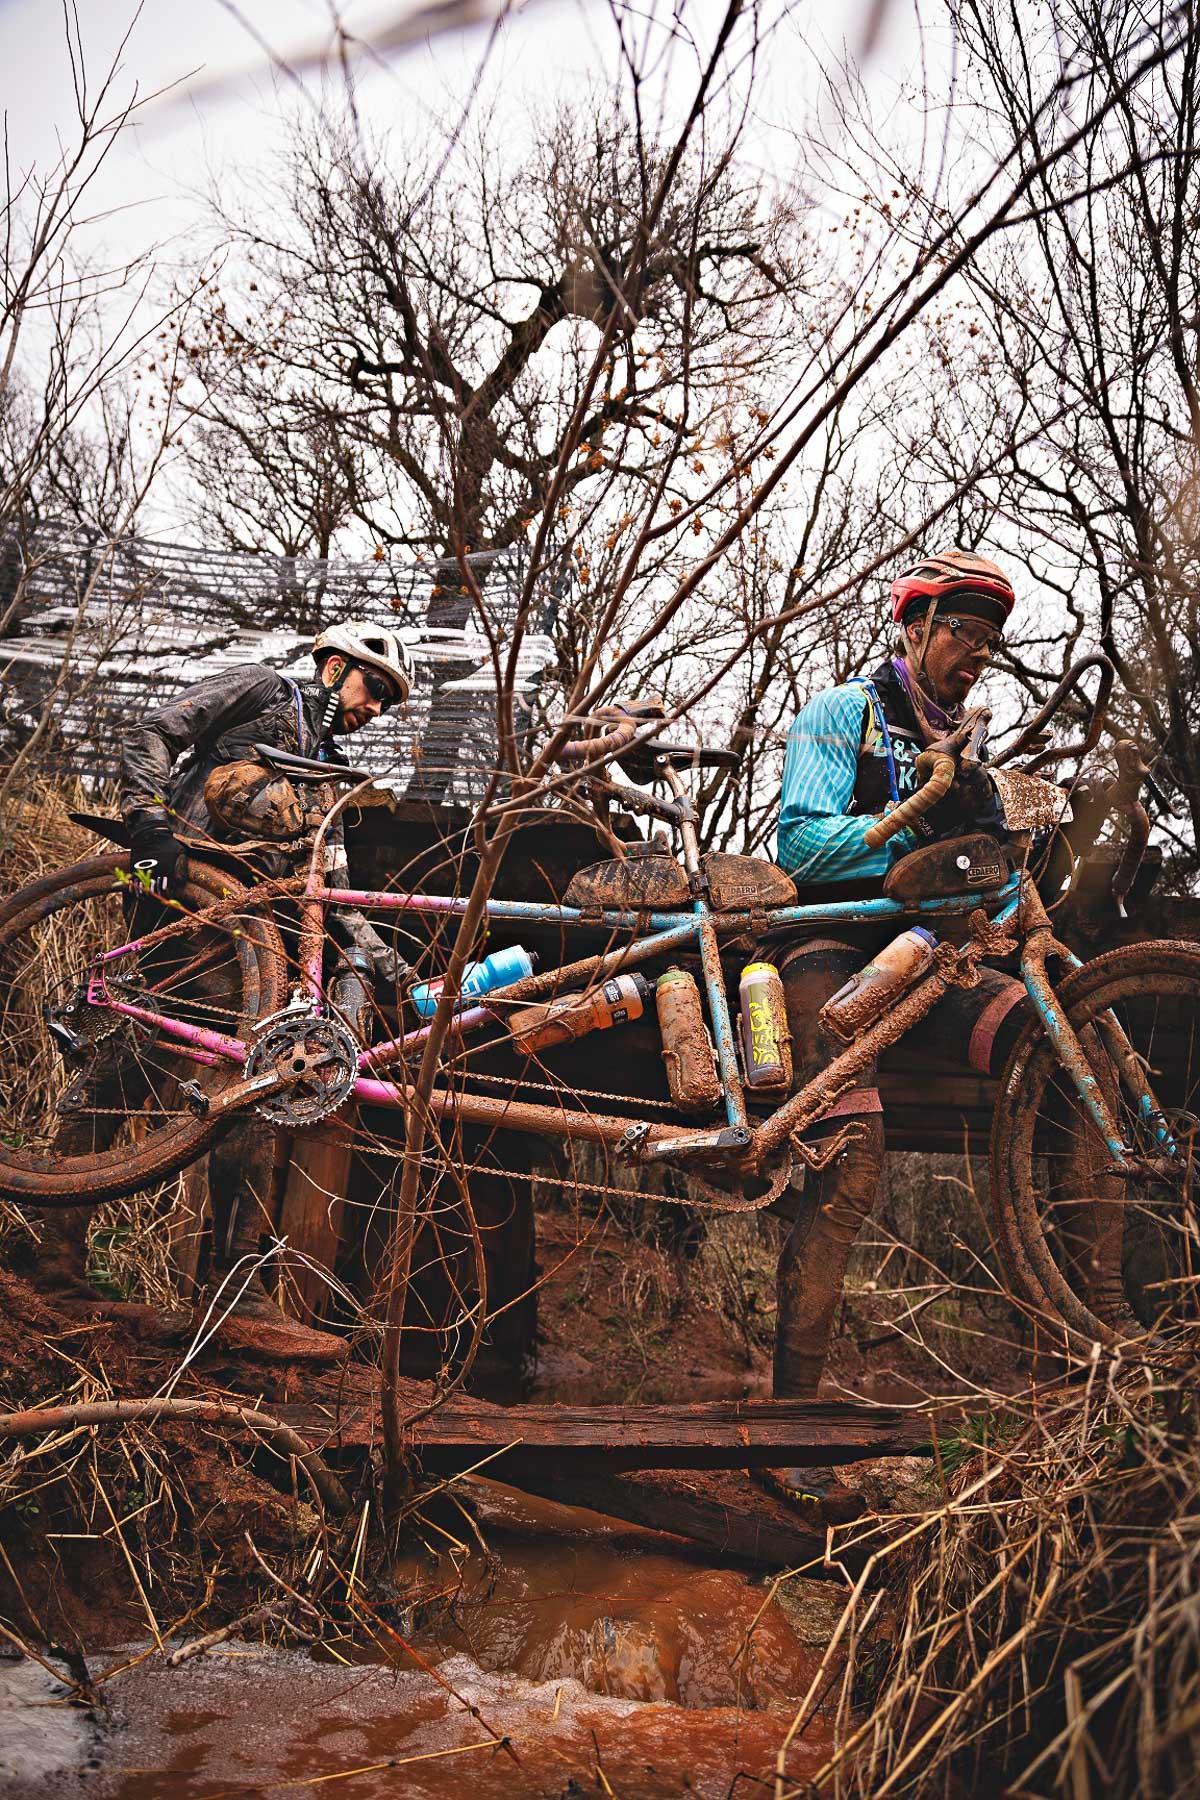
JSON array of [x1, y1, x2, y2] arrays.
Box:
[[119, 663, 405, 982]]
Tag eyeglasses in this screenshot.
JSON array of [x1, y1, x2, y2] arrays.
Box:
[[360, 667, 399, 711], [942, 616, 1004, 656]]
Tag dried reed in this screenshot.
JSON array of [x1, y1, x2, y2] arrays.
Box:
[[781, 1337, 1200, 1798]]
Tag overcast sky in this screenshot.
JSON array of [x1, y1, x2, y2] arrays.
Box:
[[1, 0, 939, 278]]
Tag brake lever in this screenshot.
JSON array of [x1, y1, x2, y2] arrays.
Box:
[[926, 707, 991, 763], [588, 776, 685, 825]]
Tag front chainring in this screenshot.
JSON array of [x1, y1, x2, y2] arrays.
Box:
[[244, 1012, 359, 1127]]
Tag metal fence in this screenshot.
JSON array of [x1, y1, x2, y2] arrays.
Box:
[[0, 524, 563, 805]]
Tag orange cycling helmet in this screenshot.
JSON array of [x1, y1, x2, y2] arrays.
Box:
[[891, 549, 1016, 625]]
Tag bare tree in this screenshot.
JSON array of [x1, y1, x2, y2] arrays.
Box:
[[0, 8, 208, 816], [912, 0, 1200, 881]]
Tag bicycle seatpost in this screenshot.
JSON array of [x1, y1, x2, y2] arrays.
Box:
[[659, 762, 702, 886]]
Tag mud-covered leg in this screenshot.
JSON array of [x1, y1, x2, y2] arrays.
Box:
[[758, 941, 883, 1521], [774, 1113, 887, 1398], [209, 1118, 283, 1316]]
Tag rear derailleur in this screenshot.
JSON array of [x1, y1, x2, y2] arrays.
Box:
[[46, 985, 154, 1117]]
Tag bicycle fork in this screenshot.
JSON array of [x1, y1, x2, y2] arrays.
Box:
[[1021, 926, 1176, 1171]]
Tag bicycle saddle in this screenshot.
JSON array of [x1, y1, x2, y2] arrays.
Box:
[[252, 743, 373, 784]]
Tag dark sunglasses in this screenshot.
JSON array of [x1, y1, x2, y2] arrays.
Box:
[[360, 667, 399, 710], [942, 615, 1004, 656]]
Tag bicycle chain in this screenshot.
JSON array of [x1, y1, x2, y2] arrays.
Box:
[[410, 1149, 795, 1215], [445, 1065, 681, 1113]]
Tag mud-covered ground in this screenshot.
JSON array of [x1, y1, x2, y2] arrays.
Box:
[[0, 1179, 1024, 1798]]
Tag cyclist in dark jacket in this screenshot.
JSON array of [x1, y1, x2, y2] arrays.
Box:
[[40, 622, 415, 1331], [120, 620, 415, 985]]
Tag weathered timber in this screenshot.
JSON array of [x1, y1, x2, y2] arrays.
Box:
[[278, 1121, 356, 1324], [500, 1466, 829, 1568], [169, 1152, 210, 1298], [277, 1393, 933, 1475]]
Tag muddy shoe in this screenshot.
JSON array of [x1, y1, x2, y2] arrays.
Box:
[[204, 1288, 347, 1362], [754, 1465, 866, 1526]]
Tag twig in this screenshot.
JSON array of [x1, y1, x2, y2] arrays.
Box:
[[0, 1398, 351, 1516]]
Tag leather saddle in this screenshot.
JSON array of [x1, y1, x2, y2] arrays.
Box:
[[564, 851, 797, 913]]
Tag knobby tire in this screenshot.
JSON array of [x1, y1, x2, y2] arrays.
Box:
[[990, 939, 1200, 1348], [0, 854, 287, 1204]]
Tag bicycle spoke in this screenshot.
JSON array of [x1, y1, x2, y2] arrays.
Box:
[[998, 947, 1200, 1343], [0, 856, 284, 1201]]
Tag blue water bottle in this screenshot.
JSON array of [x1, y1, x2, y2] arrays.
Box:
[[410, 944, 535, 1017]]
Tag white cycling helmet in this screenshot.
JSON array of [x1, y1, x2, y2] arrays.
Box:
[[311, 619, 415, 704]]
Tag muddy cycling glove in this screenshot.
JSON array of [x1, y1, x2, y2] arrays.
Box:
[[130, 823, 185, 898]]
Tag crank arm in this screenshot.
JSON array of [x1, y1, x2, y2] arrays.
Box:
[[179, 1067, 290, 1120], [640, 1124, 753, 1164]]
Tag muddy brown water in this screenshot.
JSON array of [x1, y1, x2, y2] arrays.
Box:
[[3, 1484, 838, 1798]]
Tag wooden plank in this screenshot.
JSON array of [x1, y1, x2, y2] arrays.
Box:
[[277, 1122, 355, 1324], [502, 1467, 828, 1567], [167, 1152, 210, 1297], [278, 1393, 933, 1474]]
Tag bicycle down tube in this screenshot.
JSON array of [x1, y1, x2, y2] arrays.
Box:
[[79, 872, 1028, 1157]]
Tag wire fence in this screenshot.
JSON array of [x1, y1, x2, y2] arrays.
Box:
[[0, 523, 565, 805]]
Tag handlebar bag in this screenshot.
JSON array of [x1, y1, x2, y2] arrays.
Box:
[[882, 833, 1014, 904]]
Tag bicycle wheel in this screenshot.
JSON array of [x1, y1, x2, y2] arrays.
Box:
[[991, 941, 1200, 1347], [0, 853, 287, 1204]]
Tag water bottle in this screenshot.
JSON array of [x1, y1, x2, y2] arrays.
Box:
[[410, 944, 535, 1018], [738, 961, 792, 1090], [656, 968, 721, 1114], [818, 927, 938, 1044], [509, 973, 651, 1054], [329, 945, 375, 1040]]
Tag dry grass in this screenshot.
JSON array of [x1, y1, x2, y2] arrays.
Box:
[[693, 1212, 779, 1362], [0, 771, 101, 881], [773, 1339, 1200, 1799]]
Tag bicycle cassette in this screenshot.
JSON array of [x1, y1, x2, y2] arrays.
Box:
[[243, 1012, 359, 1126]]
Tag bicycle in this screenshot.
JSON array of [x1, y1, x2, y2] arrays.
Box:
[[1, 698, 1196, 1352]]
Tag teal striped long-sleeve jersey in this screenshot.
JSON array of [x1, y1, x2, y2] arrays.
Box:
[[776, 683, 915, 885]]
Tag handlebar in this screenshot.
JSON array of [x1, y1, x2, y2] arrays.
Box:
[[557, 701, 743, 781], [558, 716, 642, 765], [991, 654, 1114, 772], [863, 750, 956, 848], [861, 707, 989, 849]]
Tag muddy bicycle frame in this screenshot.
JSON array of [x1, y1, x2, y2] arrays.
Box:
[[86, 794, 1173, 1187]]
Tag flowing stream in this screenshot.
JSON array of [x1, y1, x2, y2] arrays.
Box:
[[2, 1485, 839, 1799]]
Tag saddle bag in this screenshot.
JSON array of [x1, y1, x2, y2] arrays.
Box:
[[564, 855, 690, 913], [563, 851, 798, 915], [881, 833, 1014, 904]]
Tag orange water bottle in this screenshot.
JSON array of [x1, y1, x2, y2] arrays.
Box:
[[508, 973, 651, 1054], [818, 927, 938, 1044]]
